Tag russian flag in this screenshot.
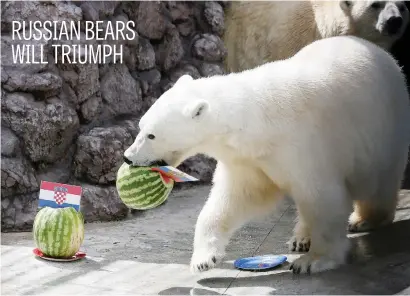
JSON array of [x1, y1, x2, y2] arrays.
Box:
[[38, 181, 82, 211]]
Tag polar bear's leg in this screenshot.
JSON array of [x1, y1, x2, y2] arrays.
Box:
[[289, 182, 351, 274], [348, 152, 405, 232], [190, 162, 282, 273], [348, 200, 396, 232], [288, 206, 311, 252], [348, 183, 399, 232]]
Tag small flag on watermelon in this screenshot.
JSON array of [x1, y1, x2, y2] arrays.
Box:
[[151, 166, 199, 182], [38, 181, 82, 211]]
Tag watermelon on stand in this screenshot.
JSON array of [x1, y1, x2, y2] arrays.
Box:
[[33, 207, 85, 259]]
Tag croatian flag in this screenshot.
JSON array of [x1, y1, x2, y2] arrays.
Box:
[[38, 181, 82, 211]]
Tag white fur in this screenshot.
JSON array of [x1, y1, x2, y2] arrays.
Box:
[[124, 36, 410, 274], [224, 0, 410, 73]]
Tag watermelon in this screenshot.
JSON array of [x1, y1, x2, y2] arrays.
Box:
[[33, 207, 84, 258], [116, 163, 174, 210]]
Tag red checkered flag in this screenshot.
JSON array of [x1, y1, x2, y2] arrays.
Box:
[[53, 186, 68, 205], [38, 181, 82, 211]]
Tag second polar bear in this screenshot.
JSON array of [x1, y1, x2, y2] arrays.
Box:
[[224, 1, 409, 73], [124, 36, 410, 274]]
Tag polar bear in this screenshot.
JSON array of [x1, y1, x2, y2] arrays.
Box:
[[224, 0, 409, 73], [123, 36, 410, 274]]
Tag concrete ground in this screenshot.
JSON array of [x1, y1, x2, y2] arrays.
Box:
[[2, 185, 410, 295]]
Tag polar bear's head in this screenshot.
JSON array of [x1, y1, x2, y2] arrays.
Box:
[[123, 75, 211, 167], [340, 1, 409, 46]]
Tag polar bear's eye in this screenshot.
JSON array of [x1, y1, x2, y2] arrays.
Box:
[[147, 134, 155, 140], [398, 4, 405, 12], [370, 2, 382, 9]]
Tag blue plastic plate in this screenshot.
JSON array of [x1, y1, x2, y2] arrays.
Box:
[[233, 255, 287, 271]]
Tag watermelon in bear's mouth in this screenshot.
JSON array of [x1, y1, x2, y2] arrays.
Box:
[[116, 163, 174, 210]]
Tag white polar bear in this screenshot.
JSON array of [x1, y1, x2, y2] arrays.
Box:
[[224, 0, 410, 73], [124, 36, 410, 274]]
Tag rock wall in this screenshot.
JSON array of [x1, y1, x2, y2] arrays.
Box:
[[1, 1, 226, 231], [1, 1, 409, 232]]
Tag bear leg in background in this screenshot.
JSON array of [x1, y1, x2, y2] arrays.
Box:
[[348, 199, 397, 232], [289, 181, 351, 274], [288, 205, 311, 253], [348, 181, 400, 232], [348, 136, 408, 232], [190, 162, 283, 273]]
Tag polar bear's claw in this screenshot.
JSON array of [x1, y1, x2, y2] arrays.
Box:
[[190, 251, 222, 273], [288, 236, 311, 252], [289, 262, 310, 274], [348, 220, 370, 232], [289, 253, 343, 274], [348, 208, 394, 233]]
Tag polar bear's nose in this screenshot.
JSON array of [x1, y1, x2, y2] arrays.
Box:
[[123, 156, 133, 165], [386, 16, 403, 35]]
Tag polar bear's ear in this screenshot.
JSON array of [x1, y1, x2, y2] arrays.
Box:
[[340, 0, 353, 12], [176, 75, 193, 85], [183, 100, 209, 120]]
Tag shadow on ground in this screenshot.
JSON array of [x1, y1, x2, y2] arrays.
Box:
[[193, 219, 410, 295], [2, 187, 410, 295]]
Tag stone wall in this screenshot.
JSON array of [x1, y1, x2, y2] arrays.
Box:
[[1, 1, 226, 231], [1, 1, 409, 232]]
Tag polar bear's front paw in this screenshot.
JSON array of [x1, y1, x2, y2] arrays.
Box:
[[288, 235, 311, 252], [289, 253, 342, 274], [289, 218, 311, 252], [190, 249, 224, 273]]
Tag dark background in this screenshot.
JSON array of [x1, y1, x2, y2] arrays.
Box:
[[391, 1, 410, 189]]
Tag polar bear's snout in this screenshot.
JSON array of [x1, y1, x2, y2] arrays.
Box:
[[385, 16, 403, 35], [378, 2, 408, 36], [123, 131, 171, 167], [122, 133, 156, 166]]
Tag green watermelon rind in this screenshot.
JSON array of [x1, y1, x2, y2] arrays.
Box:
[[33, 207, 85, 259], [116, 163, 174, 210]]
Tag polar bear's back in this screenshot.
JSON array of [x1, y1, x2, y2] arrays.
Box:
[[233, 35, 410, 184], [250, 35, 409, 125], [215, 36, 409, 149], [282, 36, 409, 118], [292, 35, 403, 80], [284, 36, 409, 183]]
